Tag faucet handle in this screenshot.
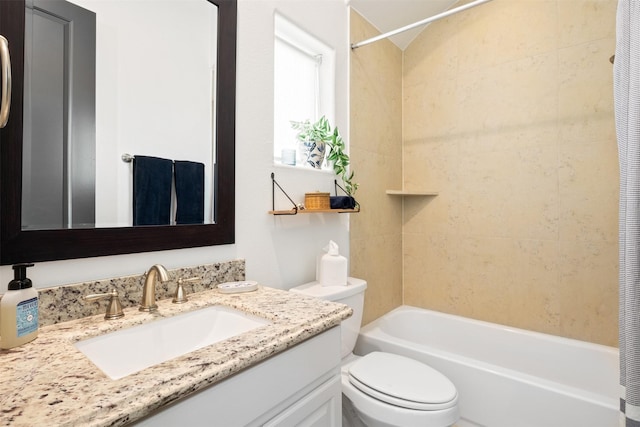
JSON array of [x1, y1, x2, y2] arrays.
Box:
[[84, 288, 125, 320], [172, 277, 200, 304]]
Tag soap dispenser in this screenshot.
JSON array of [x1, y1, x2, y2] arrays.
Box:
[[0, 263, 38, 349]]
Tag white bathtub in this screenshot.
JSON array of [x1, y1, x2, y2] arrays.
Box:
[[354, 306, 619, 427]]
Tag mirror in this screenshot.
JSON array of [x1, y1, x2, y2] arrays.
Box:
[[23, 0, 219, 230], [0, 0, 236, 264]]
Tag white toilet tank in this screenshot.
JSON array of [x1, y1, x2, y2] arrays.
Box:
[[290, 278, 367, 359]]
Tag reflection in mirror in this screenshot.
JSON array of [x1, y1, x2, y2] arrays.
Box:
[[23, 0, 96, 230], [22, 0, 218, 230], [0, 0, 236, 265]]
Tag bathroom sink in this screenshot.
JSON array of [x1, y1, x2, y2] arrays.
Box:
[[74, 306, 270, 380]]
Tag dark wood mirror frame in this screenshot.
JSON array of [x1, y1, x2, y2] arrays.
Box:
[[0, 0, 236, 265]]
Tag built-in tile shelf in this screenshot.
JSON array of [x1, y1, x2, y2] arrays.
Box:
[[386, 190, 439, 196]]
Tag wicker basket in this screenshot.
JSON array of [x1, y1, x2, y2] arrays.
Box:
[[305, 192, 330, 210]]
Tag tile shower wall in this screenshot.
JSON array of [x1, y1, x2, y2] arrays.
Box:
[[402, 0, 619, 346], [350, 10, 403, 326]]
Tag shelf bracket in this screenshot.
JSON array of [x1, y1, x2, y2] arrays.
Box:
[[271, 173, 298, 215], [333, 180, 360, 211]]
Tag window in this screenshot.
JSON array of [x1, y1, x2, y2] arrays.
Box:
[[273, 13, 335, 168]]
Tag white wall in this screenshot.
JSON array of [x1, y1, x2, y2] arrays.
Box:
[[77, 0, 217, 227], [235, 0, 351, 288], [0, 0, 350, 292]]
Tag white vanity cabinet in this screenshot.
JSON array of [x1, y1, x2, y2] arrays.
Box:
[[132, 326, 342, 426]]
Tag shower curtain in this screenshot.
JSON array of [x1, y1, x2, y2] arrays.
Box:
[[615, 1, 640, 426]]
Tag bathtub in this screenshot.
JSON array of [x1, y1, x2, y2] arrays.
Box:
[[354, 306, 619, 427]]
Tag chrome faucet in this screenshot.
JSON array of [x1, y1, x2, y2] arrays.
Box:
[[139, 264, 170, 312]]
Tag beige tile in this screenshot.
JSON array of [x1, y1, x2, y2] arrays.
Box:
[[558, 38, 616, 145], [502, 239, 561, 333], [457, 52, 559, 150], [405, 234, 563, 334], [558, 141, 619, 242], [403, 232, 469, 316], [354, 0, 619, 347], [558, 191, 618, 243], [458, 120, 560, 158], [350, 71, 402, 158], [349, 147, 402, 240], [506, 145, 560, 240], [403, 135, 460, 208], [403, 79, 460, 144], [457, 236, 518, 325], [457, 149, 520, 238], [455, 0, 558, 73], [350, 9, 404, 327], [402, 144, 455, 194], [557, 0, 618, 48], [558, 239, 618, 346], [351, 11, 403, 159], [403, 12, 460, 87], [558, 141, 618, 196], [350, 9, 403, 240], [352, 233, 403, 326], [403, 191, 459, 236], [459, 237, 560, 330], [350, 138, 402, 194]]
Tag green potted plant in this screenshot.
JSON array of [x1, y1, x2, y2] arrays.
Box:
[[326, 125, 358, 197], [290, 116, 358, 198], [290, 116, 332, 169]]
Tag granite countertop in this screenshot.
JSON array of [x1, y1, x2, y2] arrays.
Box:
[[0, 286, 352, 427]]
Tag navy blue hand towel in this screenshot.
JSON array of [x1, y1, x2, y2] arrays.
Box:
[[133, 155, 173, 226], [174, 160, 205, 225]]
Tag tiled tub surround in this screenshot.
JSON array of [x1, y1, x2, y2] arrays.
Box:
[[37, 260, 246, 326], [0, 283, 352, 426], [350, 0, 619, 347]]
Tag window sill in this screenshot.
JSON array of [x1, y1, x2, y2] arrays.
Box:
[[273, 162, 334, 175]]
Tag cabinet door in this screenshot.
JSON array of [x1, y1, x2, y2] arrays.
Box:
[[264, 375, 342, 427]]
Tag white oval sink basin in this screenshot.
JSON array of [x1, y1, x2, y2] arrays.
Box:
[[74, 306, 271, 380]]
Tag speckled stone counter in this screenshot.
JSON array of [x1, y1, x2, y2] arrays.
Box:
[[37, 260, 246, 326], [0, 285, 352, 427]]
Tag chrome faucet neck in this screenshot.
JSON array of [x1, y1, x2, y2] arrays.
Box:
[[139, 264, 169, 312]]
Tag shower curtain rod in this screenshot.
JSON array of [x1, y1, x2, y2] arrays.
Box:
[[351, 0, 494, 50]]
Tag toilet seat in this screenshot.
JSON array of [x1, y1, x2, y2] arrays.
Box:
[[348, 352, 457, 411]]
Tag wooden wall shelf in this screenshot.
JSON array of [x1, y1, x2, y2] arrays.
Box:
[[269, 208, 359, 215], [269, 173, 360, 216]]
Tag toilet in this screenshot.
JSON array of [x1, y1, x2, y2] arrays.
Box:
[[291, 278, 459, 427]]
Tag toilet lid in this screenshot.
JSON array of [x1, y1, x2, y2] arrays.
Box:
[[348, 352, 458, 411]]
